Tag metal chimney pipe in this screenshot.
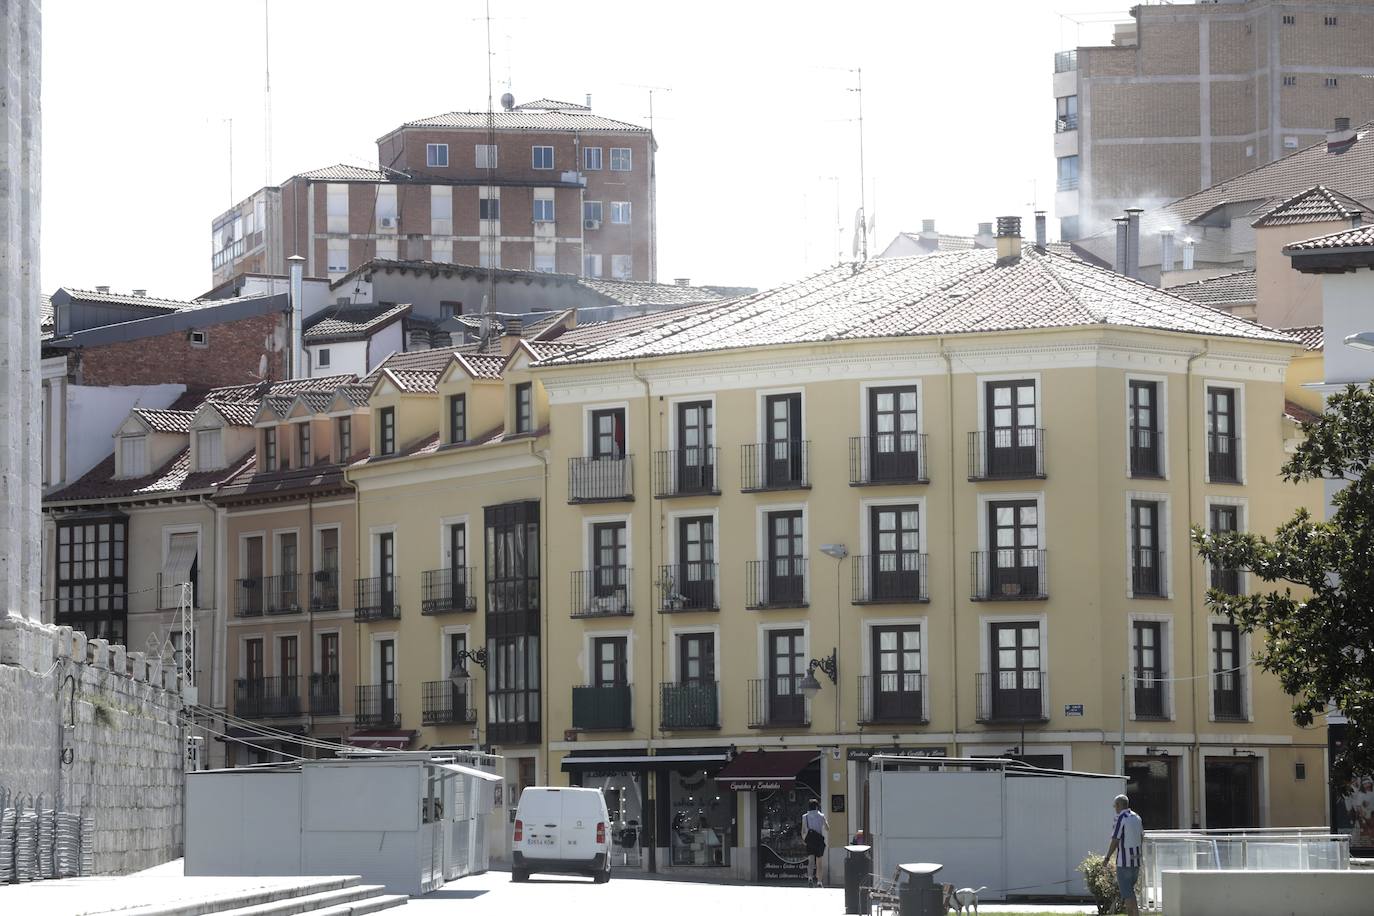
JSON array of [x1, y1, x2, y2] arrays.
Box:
[[1182, 238, 1196, 271], [1160, 229, 1176, 273], [1034, 211, 1047, 250], [1125, 208, 1143, 280], [288, 254, 305, 379], [1114, 218, 1129, 275]]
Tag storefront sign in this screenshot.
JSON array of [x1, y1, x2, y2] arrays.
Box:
[[1064, 704, 1085, 717], [846, 746, 948, 762]]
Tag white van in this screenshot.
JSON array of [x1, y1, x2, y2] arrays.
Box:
[[511, 786, 612, 882]]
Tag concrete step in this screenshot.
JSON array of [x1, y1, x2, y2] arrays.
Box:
[[215, 884, 400, 916], [116, 877, 364, 916], [305, 895, 410, 916]]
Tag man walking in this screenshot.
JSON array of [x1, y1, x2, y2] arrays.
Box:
[[1103, 794, 1143, 916], [801, 798, 828, 888]]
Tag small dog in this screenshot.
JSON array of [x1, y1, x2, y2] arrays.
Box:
[[943, 885, 987, 915]]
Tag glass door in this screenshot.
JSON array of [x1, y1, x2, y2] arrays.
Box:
[[869, 386, 919, 481], [676, 401, 714, 492], [1128, 380, 1160, 476], [764, 393, 802, 487], [449, 523, 468, 606], [991, 622, 1042, 719], [379, 638, 397, 723], [677, 516, 714, 609], [767, 511, 804, 605], [378, 532, 395, 612], [767, 629, 805, 725], [870, 505, 920, 600], [988, 500, 1039, 596], [593, 522, 628, 606], [872, 625, 922, 721], [985, 381, 1037, 476]]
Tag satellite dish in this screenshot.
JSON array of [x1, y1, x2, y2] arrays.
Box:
[[500, 92, 515, 111]]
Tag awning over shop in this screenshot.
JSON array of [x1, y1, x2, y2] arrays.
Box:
[[560, 753, 729, 772], [433, 762, 503, 783], [345, 730, 416, 750], [713, 750, 818, 790]]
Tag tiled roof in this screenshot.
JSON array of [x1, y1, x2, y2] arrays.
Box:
[[303, 302, 410, 342], [205, 374, 359, 403], [535, 248, 1297, 366], [512, 98, 590, 111], [553, 302, 731, 348], [1285, 399, 1322, 425], [1281, 325, 1324, 351], [131, 408, 195, 434], [579, 277, 731, 307], [40, 294, 53, 331], [329, 257, 584, 291], [1167, 269, 1258, 306], [391, 110, 648, 134], [387, 369, 442, 393], [370, 346, 473, 377], [214, 458, 353, 503], [1284, 224, 1374, 252], [335, 384, 372, 408], [296, 163, 388, 182], [456, 353, 507, 380], [293, 390, 336, 412], [207, 401, 260, 427], [57, 288, 200, 312], [261, 396, 293, 418], [1251, 185, 1368, 227], [46, 448, 253, 503]]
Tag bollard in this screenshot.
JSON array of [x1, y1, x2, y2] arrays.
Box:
[[896, 862, 944, 916], [844, 845, 872, 914]]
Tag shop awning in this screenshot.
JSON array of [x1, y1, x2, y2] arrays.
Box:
[[345, 730, 415, 750], [560, 753, 729, 772], [433, 762, 503, 783], [713, 750, 818, 790]]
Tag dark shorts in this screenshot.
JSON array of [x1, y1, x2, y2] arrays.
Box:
[[805, 830, 826, 857], [1116, 866, 1138, 902]]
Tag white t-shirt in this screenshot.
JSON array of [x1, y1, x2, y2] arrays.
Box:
[[802, 809, 827, 836]]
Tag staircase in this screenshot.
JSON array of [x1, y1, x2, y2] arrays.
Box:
[[117, 876, 408, 916]]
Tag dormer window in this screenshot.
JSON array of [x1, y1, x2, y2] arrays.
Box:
[[337, 416, 353, 461], [449, 394, 467, 444], [514, 383, 533, 434], [298, 423, 312, 467], [379, 407, 396, 456], [118, 435, 147, 478], [194, 428, 223, 471], [263, 428, 278, 472]]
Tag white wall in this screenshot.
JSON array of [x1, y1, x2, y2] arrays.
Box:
[[66, 383, 185, 482], [308, 340, 368, 378], [1321, 272, 1374, 387], [1163, 870, 1374, 916], [369, 321, 404, 372]]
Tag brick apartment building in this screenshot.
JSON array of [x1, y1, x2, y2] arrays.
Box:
[[211, 97, 656, 286], [1053, 0, 1374, 240]]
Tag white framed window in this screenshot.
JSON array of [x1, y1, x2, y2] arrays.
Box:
[[430, 186, 452, 235], [584, 147, 602, 170], [317, 348, 331, 368], [583, 254, 602, 277], [195, 428, 223, 471], [583, 201, 603, 226], [431, 239, 453, 263], [533, 198, 555, 222], [610, 147, 632, 171], [118, 435, 148, 478], [475, 144, 498, 169], [610, 201, 631, 225], [326, 239, 349, 277], [534, 254, 556, 273], [325, 183, 349, 233], [611, 254, 633, 279], [531, 146, 554, 170], [426, 143, 449, 167]]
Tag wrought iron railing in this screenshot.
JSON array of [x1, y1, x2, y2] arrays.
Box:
[[568, 455, 634, 502], [421, 567, 477, 614], [740, 440, 810, 491], [355, 683, 400, 728], [235, 577, 264, 617], [658, 563, 718, 612], [422, 680, 478, 725], [660, 682, 719, 729], [1213, 670, 1246, 721], [571, 567, 633, 618], [1134, 668, 1169, 720], [354, 576, 400, 622], [747, 676, 809, 728], [968, 429, 1046, 479], [1208, 432, 1240, 483], [858, 674, 929, 724], [975, 671, 1049, 722], [234, 676, 301, 718], [745, 558, 807, 609], [309, 672, 340, 716], [852, 554, 928, 603], [849, 434, 928, 485], [1132, 548, 1166, 597], [1055, 114, 1079, 132], [1129, 427, 1164, 478], [1211, 565, 1241, 595], [970, 550, 1048, 600], [311, 570, 340, 612], [263, 573, 302, 615], [653, 448, 720, 497]]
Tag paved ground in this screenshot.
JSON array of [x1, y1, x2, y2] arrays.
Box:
[[0, 872, 357, 915]]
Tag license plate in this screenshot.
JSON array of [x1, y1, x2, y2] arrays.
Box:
[[528, 837, 554, 846]]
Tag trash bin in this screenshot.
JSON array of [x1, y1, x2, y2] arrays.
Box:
[[844, 845, 872, 915], [897, 862, 944, 916]]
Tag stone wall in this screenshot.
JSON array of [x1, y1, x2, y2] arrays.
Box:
[[0, 615, 185, 874]]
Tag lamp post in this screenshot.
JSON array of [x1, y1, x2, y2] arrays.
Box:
[[449, 648, 488, 687], [799, 650, 839, 699]]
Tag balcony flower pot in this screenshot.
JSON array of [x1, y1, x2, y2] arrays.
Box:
[[1001, 583, 1022, 597]]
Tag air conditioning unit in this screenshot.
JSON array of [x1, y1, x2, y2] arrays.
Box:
[[380, 217, 397, 229], [584, 219, 601, 230]]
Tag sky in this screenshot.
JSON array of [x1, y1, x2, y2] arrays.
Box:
[[40, 0, 1125, 299]]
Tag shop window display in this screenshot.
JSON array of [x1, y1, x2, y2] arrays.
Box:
[[670, 769, 735, 866], [580, 770, 644, 866]]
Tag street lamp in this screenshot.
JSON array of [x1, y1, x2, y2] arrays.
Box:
[[1344, 331, 1374, 351], [798, 650, 839, 699], [449, 648, 488, 687]]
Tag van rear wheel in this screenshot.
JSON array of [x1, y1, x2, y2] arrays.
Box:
[[594, 868, 610, 884]]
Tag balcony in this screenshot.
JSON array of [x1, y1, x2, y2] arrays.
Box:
[[571, 568, 633, 618], [1208, 433, 1240, 483], [653, 448, 720, 497], [660, 682, 719, 729], [568, 455, 634, 503], [309, 673, 340, 716], [1055, 114, 1079, 132], [263, 573, 302, 615], [658, 563, 718, 612], [235, 577, 264, 618], [970, 550, 1048, 600], [858, 674, 929, 725], [487, 721, 540, 745], [355, 683, 400, 728], [849, 434, 928, 486], [745, 559, 807, 609], [968, 429, 1046, 480], [310, 570, 340, 612], [976, 671, 1049, 723], [747, 676, 809, 728], [354, 576, 400, 622], [1131, 548, 1166, 597], [422, 681, 478, 725], [421, 567, 477, 615], [1213, 671, 1246, 722], [852, 555, 929, 604], [1134, 669, 1168, 720], [1211, 566, 1241, 595], [1054, 49, 1077, 73], [1129, 427, 1164, 478], [740, 440, 810, 491], [571, 684, 633, 730], [234, 676, 301, 718]]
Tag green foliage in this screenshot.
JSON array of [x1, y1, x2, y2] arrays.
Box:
[[1191, 383, 1374, 787], [1078, 854, 1123, 915]]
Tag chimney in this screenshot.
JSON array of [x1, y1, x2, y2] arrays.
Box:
[[288, 255, 306, 378], [432, 329, 453, 349], [1114, 218, 1129, 274], [674, 278, 691, 286], [585, 93, 592, 109], [500, 315, 524, 356], [132, 289, 146, 298], [995, 216, 1022, 262], [1328, 116, 1358, 154], [1125, 208, 1143, 280], [95, 285, 110, 294], [1182, 237, 1196, 271], [921, 219, 937, 235], [408, 328, 432, 352], [975, 222, 995, 249], [1160, 229, 1176, 273], [1034, 211, 1047, 250]]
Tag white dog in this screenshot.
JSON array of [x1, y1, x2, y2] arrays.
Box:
[[943, 885, 987, 915]]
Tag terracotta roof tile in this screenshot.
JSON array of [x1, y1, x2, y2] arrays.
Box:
[[1251, 185, 1368, 227], [303, 302, 410, 342], [1168, 269, 1258, 306], [132, 408, 195, 433], [393, 110, 647, 134], [46, 448, 253, 503], [512, 98, 591, 111], [208, 401, 260, 427], [1286, 399, 1322, 425], [579, 277, 731, 307], [1280, 325, 1324, 350], [296, 163, 388, 181], [1284, 224, 1374, 252]]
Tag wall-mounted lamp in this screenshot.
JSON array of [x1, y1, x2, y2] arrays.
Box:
[[798, 650, 839, 698], [819, 544, 848, 560], [449, 648, 489, 687]]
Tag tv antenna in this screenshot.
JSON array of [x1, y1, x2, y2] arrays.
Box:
[[849, 67, 868, 262], [263, 1, 272, 186]]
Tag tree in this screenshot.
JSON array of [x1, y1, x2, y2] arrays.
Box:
[[1191, 383, 1374, 787]]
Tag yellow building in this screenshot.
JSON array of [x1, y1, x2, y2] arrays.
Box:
[[345, 223, 1327, 882]]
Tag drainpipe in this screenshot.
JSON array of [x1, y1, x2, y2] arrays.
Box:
[[1185, 343, 1208, 828], [630, 361, 656, 872], [940, 343, 960, 754], [289, 255, 306, 379], [307, 492, 315, 753], [528, 438, 549, 788]]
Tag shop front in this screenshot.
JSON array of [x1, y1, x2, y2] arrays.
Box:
[[714, 749, 822, 883]]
